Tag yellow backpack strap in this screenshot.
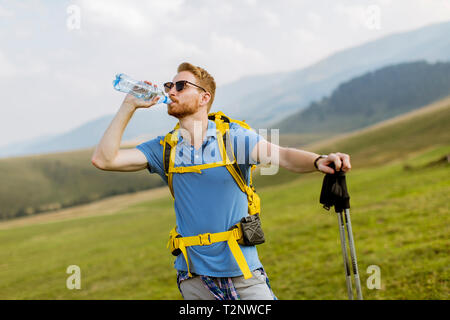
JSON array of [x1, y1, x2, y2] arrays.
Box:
[[162, 125, 180, 198], [215, 123, 234, 165], [230, 118, 251, 130], [169, 162, 229, 174], [166, 227, 191, 276], [212, 113, 261, 216], [168, 226, 252, 279], [164, 113, 256, 198], [165, 113, 261, 279]]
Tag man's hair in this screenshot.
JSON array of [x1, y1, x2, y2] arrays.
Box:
[[177, 62, 216, 112]]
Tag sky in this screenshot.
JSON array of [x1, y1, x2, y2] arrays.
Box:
[[0, 0, 450, 148]]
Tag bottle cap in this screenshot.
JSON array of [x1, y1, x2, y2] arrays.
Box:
[[159, 96, 172, 104]]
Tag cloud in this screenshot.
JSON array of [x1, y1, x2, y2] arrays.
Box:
[[335, 3, 368, 30], [78, 0, 152, 34], [77, 0, 185, 35], [210, 33, 265, 61], [0, 0, 450, 149], [262, 10, 280, 27], [207, 32, 268, 81], [244, 0, 257, 6], [0, 51, 17, 77], [0, 4, 13, 17], [161, 35, 204, 60], [0, 50, 49, 79], [306, 11, 322, 29], [293, 28, 318, 43]]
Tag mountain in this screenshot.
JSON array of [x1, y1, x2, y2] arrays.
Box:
[[0, 147, 164, 220], [1, 94, 449, 222], [0, 103, 178, 159], [1, 20, 450, 158], [274, 60, 450, 134], [252, 94, 450, 189], [216, 20, 450, 126]]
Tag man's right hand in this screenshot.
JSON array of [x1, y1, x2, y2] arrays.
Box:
[[122, 80, 161, 109], [92, 80, 162, 171]]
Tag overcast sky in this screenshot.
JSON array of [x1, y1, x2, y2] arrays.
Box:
[[1, 0, 450, 148]]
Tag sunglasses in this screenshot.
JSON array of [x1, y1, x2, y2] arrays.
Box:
[[163, 80, 207, 94]]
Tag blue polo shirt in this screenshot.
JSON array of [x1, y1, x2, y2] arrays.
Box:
[[136, 119, 264, 277]]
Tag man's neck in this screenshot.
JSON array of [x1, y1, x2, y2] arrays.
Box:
[[178, 110, 209, 148]]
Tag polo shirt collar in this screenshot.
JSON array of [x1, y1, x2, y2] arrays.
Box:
[[178, 120, 217, 144]]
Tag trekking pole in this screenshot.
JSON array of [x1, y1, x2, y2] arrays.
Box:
[[319, 163, 363, 300], [344, 208, 363, 300], [337, 210, 354, 299]]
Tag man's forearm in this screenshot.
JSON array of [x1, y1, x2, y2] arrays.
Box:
[[92, 103, 135, 164], [281, 147, 320, 173]]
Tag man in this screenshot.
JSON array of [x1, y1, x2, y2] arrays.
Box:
[[91, 62, 351, 300]]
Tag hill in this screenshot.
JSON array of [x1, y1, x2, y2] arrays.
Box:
[[1, 95, 449, 222], [0, 97, 448, 299], [1, 20, 450, 158], [0, 147, 164, 220], [274, 61, 450, 134], [218, 20, 450, 127], [253, 95, 450, 188]]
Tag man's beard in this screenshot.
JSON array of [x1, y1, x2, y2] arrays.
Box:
[[167, 99, 199, 119]]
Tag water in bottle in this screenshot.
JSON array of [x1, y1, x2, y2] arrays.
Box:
[[113, 73, 171, 104]]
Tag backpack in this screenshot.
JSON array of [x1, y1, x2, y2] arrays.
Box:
[[163, 111, 263, 279]]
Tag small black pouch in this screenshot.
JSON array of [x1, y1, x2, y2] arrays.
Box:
[[171, 248, 181, 256], [171, 234, 182, 256], [239, 214, 265, 246]]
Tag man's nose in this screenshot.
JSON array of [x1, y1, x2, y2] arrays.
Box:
[[168, 85, 177, 96]]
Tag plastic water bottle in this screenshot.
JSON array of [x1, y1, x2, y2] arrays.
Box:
[[112, 73, 172, 104]]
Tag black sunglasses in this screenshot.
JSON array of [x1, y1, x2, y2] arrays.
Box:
[[163, 80, 206, 93]]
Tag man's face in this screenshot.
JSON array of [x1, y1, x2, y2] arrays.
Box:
[[166, 71, 203, 119]]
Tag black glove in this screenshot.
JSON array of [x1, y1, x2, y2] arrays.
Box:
[[319, 163, 350, 213]]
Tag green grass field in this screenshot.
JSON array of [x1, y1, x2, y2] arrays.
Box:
[[0, 146, 448, 299], [0, 99, 449, 300]]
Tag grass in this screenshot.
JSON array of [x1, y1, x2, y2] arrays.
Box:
[[0, 145, 448, 299], [258, 150, 449, 299], [0, 197, 177, 299], [0, 98, 449, 300]]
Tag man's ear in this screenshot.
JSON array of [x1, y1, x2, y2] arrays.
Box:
[[201, 92, 211, 106]]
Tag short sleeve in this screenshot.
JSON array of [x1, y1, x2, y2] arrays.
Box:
[[136, 136, 167, 183], [229, 122, 264, 167]]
